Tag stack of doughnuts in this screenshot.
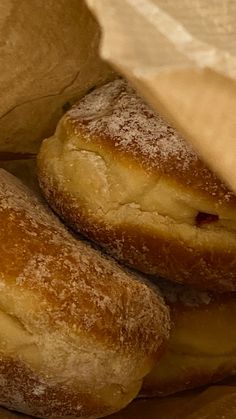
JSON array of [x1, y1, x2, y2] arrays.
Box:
[[37, 79, 236, 405], [2, 78, 236, 418], [0, 169, 169, 418]]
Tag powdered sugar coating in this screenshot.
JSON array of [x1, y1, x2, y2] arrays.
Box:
[[67, 79, 236, 205], [68, 79, 197, 172], [0, 169, 169, 354], [0, 169, 170, 418]]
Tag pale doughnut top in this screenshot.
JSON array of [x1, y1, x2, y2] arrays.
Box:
[[67, 79, 236, 207]]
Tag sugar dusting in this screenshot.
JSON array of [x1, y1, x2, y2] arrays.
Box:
[[0, 169, 170, 417], [67, 79, 235, 204], [0, 169, 169, 354], [68, 79, 197, 172]]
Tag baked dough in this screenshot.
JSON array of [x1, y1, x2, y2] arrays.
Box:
[[37, 79, 236, 292], [142, 280, 236, 396], [0, 169, 169, 418]]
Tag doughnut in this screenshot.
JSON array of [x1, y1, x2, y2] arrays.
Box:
[[0, 169, 169, 418], [142, 279, 236, 396], [37, 79, 236, 292]]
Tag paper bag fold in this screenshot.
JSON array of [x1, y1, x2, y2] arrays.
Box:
[[86, 0, 236, 193]]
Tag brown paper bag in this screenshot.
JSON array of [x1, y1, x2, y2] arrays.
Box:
[[0, 0, 115, 154], [86, 0, 236, 193]]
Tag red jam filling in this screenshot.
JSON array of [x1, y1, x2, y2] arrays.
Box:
[[196, 212, 219, 227]]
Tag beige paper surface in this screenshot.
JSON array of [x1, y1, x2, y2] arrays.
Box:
[[0, 0, 115, 153], [86, 0, 236, 193]]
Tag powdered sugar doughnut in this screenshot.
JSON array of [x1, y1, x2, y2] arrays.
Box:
[[37, 79, 236, 291], [0, 169, 169, 418]]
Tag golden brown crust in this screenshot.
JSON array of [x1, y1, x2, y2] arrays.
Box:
[[142, 281, 236, 396], [0, 357, 106, 419], [37, 79, 236, 291], [0, 169, 170, 418], [36, 177, 236, 292]]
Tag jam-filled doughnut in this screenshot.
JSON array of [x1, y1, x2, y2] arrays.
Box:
[[37, 79, 236, 291]]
